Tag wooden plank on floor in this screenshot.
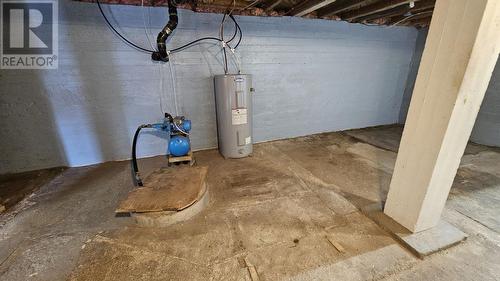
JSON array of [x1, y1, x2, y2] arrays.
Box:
[[244, 258, 261, 281], [116, 166, 208, 213], [326, 235, 346, 253]]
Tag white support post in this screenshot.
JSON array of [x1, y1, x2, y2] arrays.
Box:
[[384, 0, 500, 233]]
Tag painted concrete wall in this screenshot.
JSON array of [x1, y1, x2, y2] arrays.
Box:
[[398, 27, 500, 147], [399, 28, 428, 123], [471, 56, 500, 147], [0, 1, 418, 174]]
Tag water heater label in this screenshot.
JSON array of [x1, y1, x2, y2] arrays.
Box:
[[245, 136, 252, 145], [232, 109, 248, 125]]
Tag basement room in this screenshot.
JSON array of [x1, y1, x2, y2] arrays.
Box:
[[0, 0, 499, 280]]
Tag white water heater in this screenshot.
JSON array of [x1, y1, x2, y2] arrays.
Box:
[[214, 74, 253, 158]]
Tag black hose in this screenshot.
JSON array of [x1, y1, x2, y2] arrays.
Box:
[[96, 0, 154, 53], [132, 124, 152, 186]]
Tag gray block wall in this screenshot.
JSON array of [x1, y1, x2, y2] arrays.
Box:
[[398, 28, 500, 147], [0, 1, 418, 174], [399, 28, 428, 123], [471, 56, 500, 147]]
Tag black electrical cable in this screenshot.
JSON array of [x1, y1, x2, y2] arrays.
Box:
[[170, 37, 223, 53], [220, 13, 229, 74], [96, 0, 224, 56], [96, 0, 242, 58], [132, 124, 152, 186], [222, 47, 228, 74], [226, 15, 238, 44], [230, 14, 243, 49], [96, 0, 154, 53]]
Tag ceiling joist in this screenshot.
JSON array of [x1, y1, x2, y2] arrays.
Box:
[[355, 0, 434, 23], [265, 0, 282, 12], [79, 0, 435, 27], [341, 0, 421, 21], [317, 0, 369, 18], [288, 0, 337, 17]]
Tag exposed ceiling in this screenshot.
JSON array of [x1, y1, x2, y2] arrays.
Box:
[[86, 0, 435, 27]]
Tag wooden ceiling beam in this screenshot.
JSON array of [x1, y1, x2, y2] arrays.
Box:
[[406, 15, 432, 27], [317, 0, 368, 17], [341, 0, 422, 21], [354, 5, 409, 22], [357, 0, 434, 23], [388, 8, 433, 25], [288, 0, 337, 17], [241, 0, 262, 10], [265, 0, 282, 12]]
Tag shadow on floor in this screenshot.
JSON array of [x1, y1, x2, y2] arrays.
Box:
[[0, 167, 66, 212]]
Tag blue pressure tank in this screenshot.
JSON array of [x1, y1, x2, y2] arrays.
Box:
[[169, 135, 190, 157]]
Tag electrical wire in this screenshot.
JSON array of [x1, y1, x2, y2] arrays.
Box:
[[228, 47, 242, 73], [388, 11, 433, 27], [240, 0, 260, 11], [168, 53, 179, 115], [222, 47, 229, 74], [169, 37, 224, 53], [220, 13, 229, 74], [96, 0, 154, 53], [226, 15, 239, 44], [159, 63, 166, 115], [96, 0, 226, 56], [173, 121, 189, 135], [142, 0, 156, 51], [218, 2, 243, 74], [230, 14, 242, 49], [96, 0, 243, 74]]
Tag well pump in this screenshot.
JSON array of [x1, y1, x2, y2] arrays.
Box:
[[132, 113, 192, 186]]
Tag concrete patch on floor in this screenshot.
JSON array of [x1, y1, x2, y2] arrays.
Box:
[[344, 125, 404, 152], [382, 235, 500, 281], [243, 234, 342, 281], [364, 210, 467, 258], [104, 214, 243, 267], [242, 212, 411, 281], [0, 233, 91, 281], [231, 197, 318, 250], [68, 235, 215, 281], [448, 168, 500, 233], [288, 244, 416, 281], [343, 124, 496, 156], [323, 212, 400, 256], [442, 208, 500, 246], [345, 142, 397, 174], [398, 221, 467, 258], [270, 134, 393, 209], [306, 185, 358, 216], [461, 151, 500, 177]]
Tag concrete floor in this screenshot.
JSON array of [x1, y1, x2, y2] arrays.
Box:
[[0, 125, 499, 281]]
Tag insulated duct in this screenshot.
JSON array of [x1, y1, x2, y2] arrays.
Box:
[[152, 0, 178, 62]]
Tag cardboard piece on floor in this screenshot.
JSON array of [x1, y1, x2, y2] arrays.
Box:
[[116, 166, 208, 213]]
